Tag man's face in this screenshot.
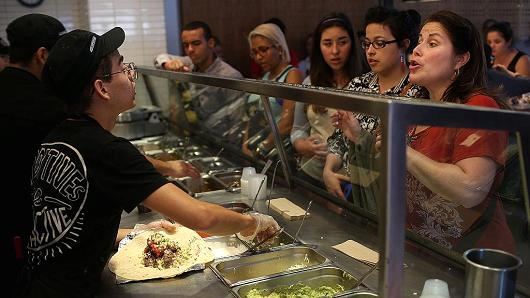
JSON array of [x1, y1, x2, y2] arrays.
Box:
[[181, 28, 212, 66]]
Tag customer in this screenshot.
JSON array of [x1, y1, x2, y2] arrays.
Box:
[[324, 7, 425, 210], [154, 21, 243, 121], [407, 11, 515, 252], [486, 21, 530, 78], [290, 12, 363, 184], [243, 23, 303, 158], [0, 14, 67, 296], [16, 27, 279, 298]]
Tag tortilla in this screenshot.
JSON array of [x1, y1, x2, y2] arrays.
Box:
[[108, 227, 214, 281]]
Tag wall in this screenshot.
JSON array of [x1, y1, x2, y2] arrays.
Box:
[[0, 0, 169, 106]]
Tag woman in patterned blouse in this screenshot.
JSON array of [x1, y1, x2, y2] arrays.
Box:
[[406, 11, 514, 252], [323, 7, 426, 212]]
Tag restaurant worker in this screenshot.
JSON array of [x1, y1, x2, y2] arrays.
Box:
[[15, 27, 279, 298], [0, 14, 67, 297]]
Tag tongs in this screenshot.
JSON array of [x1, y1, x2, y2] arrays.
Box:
[[244, 227, 284, 254]]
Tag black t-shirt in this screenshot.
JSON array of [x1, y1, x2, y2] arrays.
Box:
[[24, 116, 169, 297]]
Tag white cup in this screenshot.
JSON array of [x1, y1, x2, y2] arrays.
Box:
[[247, 174, 267, 201], [240, 167, 256, 196], [420, 279, 450, 298]]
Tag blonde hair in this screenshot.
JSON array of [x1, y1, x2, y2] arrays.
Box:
[[248, 23, 290, 64]]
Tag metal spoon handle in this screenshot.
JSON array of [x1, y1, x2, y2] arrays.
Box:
[[260, 159, 273, 174], [293, 200, 312, 243], [250, 176, 267, 209]]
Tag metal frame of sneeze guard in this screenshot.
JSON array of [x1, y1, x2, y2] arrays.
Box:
[[137, 66, 530, 298]]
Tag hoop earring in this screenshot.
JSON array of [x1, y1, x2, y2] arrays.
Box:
[[453, 68, 460, 80]]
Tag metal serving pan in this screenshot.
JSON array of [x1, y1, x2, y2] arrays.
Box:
[[210, 246, 330, 287], [169, 174, 226, 197], [211, 170, 242, 192], [189, 156, 235, 173], [232, 266, 368, 298], [204, 235, 248, 260], [219, 202, 252, 213], [245, 229, 297, 252]]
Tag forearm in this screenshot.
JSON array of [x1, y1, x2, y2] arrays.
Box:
[[146, 156, 171, 176], [324, 153, 343, 173], [115, 228, 133, 247], [406, 147, 493, 208]]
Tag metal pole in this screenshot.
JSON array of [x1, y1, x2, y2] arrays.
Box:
[[379, 106, 407, 297], [260, 95, 292, 188]]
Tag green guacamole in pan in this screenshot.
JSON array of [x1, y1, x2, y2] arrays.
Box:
[[246, 283, 344, 298]]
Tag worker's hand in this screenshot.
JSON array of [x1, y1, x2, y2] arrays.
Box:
[[237, 212, 280, 243], [165, 160, 201, 178], [163, 59, 190, 72], [145, 219, 179, 233]]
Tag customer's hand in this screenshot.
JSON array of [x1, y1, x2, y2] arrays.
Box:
[[237, 212, 280, 243], [166, 160, 201, 178], [296, 134, 328, 159], [323, 168, 350, 200], [163, 59, 190, 72], [331, 110, 361, 143]]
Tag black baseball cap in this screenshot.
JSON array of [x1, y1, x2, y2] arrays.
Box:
[[6, 14, 65, 51], [43, 27, 125, 103]]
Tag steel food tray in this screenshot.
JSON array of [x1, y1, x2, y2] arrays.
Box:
[[211, 170, 242, 192], [231, 266, 370, 298], [169, 174, 226, 197], [189, 156, 235, 173], [245, 229, 298, 251], [219, 202, 252, 213], [210, 246, 330, 287], [204, 235, 248, 260]]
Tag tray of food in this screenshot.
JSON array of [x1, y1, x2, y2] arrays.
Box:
[[204, 235, 249, 260], [189, 156, 236, 173], [246, 229, 297, 252], [210, 246, 330, 287], [219, 202, 252, 213], [169, 174, 227, 196], [232, 266, 370, 298], [211, 169, 242, 192]]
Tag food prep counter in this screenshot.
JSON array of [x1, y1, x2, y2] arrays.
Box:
[[98, 182, 467, 297]]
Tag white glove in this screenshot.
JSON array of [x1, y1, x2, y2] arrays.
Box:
[[237, 212, 280, 243]]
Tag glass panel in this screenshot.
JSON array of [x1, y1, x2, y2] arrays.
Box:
[[404, 123, 529, 293]]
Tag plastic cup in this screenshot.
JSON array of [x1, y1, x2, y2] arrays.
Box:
[[420, 279, 450, 298], [240, 167, 256, 196], [247, 174, 267, 201]]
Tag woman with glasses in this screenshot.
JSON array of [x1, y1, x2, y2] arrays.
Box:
[[243, 23, 302, 158], [290, 12, 363, 185], [323, 6, 426, 212], [406, 11, 514, 252]]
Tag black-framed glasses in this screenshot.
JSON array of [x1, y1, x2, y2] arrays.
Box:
[[361, 39, 397, 50], [249, 45, 274, 59], [102, 62, 138, 82]]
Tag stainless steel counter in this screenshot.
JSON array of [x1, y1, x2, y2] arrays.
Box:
[[98, 185, 468, 297]]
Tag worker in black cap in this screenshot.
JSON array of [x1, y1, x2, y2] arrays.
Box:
[[0, 14, 67, 297], [16, 27, 279, 297]]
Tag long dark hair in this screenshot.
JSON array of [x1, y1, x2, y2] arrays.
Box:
[[309, 12, 363, 89], [424, 11, 491, 104]]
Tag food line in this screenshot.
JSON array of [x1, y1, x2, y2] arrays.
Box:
[[97, 148, 468, 297]]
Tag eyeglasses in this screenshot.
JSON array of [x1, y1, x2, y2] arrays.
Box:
[[102, 62, 138, 82], [361, 39, 397, 50], [250, 45, 274, 59]]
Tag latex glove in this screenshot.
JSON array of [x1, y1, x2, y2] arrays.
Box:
[[166, 160, 201, 178], [237, 212, 280, 243]]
